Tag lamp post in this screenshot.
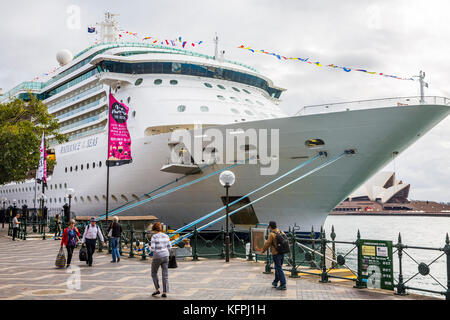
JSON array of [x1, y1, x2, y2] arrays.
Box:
[[1, 197, 7, 228], [39, 194, 47, 239], [65, 188, 75, 223], [219, 170, 236, 263]]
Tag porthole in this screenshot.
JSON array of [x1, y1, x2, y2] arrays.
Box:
[[99, 161, 102, 167], [170, 79, 178, 85], [230, 97, 239, 102], [93, 162, 96, 168], [59, 184, 62, 189], [231, 108, 240, 114], [55, 184, 57, 190], [94, 195, 99, 202], [217, 95, 225, 101], [65, 167, 67, 173], [200, 106, 209, 112], [305, 138, 325, 148], [132, 111, 136, 117], [232, 87, 240, 92], [127, 96, 131, 104], [135, 78, 143, 86], [204, 83, 212, 88], [243, 89, 251, 94], [87, 196, 92, 203], [81, 164, 83, 170], [70, 167, 73, 172], [86, 163, 89, 169], [256, 101, 264, 106], [154, 79, 162, 85], [244, 110, 254, 115], [177, 105, 186, 112], [80, 196, 84, 202], [121, 195, 128, 202], [64, 183, 67, 188], [245, 99, 253, 104], [217, 85, 225, 90]]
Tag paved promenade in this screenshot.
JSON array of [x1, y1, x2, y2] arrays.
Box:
[[0, 228, 437, 300]]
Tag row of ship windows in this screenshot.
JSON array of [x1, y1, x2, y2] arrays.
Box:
[[64, 161, 103, 173], [8, 193, 144, 206], [175, 104, 276, 117], [1, 183, 68, 194]]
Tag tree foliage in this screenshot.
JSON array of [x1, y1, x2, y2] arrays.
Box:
[[0, 93, 67, 185]]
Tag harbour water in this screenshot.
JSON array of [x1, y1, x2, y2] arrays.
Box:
[[323, 215, 449, 298]]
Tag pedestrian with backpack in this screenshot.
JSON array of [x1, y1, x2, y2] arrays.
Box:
[[81, 217, 105, 267], [261, 221, 290, 290], [60, 219, 80, 268]]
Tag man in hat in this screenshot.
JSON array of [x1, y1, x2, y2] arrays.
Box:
[[81, 217, 105, 267]]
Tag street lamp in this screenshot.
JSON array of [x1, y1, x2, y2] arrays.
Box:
[[1, 197, 7, 228], [65, 188, 75, 222], [38, 193, 47, 236], [219, 170, 236, 263]]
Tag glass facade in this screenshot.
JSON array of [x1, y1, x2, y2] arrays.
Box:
[[98, 61, 282, 98]]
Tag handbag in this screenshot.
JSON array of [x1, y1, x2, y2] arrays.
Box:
[[107, 223, 113, 238], [79, 243, 87, 261], [168, 249, 177, 268], [55, 248, 66, 268]]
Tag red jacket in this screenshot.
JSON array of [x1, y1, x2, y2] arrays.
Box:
[[61, 227, 80, 247]]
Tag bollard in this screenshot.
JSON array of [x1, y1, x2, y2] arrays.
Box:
[[141, 230, 147, 260], [192, 226, 199, 261], [310, 226, 316, 268], [354, 229, 365, 289], [289, 226, 299, 278], [129, 225, 135, 258], [319, 226, 329, 283], [444, 233, 449, 300], [330, 225, 337, 268], [395, 233, 407, 295], [247, 227, 254, 261]]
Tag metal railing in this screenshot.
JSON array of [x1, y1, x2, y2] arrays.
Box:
[[296, 96, 450, 116]]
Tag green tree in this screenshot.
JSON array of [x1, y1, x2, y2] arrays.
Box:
[[0, 93, 67, 185]]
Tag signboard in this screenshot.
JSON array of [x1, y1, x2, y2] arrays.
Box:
[[251, 228, 268, 254], [106, 93, 132, 167], [358, 239, 394, 290]]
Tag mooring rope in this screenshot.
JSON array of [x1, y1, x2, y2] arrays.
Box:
[[168, 152, 325, 237], [172, 151, 347, 245]]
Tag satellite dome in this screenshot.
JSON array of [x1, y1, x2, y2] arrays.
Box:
[[56, 49, 73, 66]]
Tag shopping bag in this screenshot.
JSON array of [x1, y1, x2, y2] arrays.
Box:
[[79, 243, 87, 261], [55, 248, 66, 268]]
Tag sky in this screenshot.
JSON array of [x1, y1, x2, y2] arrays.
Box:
[[0, 0, 449, 202]]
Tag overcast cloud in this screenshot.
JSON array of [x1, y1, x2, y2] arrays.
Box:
[[1, 0, 449, 201]]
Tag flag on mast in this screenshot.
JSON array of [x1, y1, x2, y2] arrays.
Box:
[[36, 131, 47, 185], [106, 93, 132, 167]]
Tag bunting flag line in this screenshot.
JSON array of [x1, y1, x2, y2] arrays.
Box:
[[238, 45, 415, 81]]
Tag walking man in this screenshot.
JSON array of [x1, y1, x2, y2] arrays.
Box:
[[261, 221, 288, 290], [12, 213, 21, 241], [81, 217, 105, 267]]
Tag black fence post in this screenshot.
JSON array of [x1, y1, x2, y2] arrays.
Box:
[[395, 232, 407, 295], [331, 225, 337, 268], [141, 230, 147, 260], [23, 217, 27, 241], [354, 229, 365, 289], [129, 224, 135, 258], [444, 233, 449, 300], [319, 226, 329, 283], [192, 226, 199, 261], [289, 226, 299, 278], [310, 226, 316, 268]]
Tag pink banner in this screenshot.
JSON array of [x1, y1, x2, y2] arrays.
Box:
[[36, 131, 47, 184], [106, 93, 132, 166]]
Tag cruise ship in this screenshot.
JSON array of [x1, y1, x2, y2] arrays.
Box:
[[1, 12, 449, 232]]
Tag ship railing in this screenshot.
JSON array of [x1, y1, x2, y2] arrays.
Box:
[[296, 96, 450, 116]]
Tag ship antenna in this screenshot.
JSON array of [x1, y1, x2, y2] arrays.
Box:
[[213, 33, 219, 60], [412, 70, 428, 104]]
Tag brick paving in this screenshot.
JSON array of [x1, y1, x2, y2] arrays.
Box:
[[0, 228, 438, 300]]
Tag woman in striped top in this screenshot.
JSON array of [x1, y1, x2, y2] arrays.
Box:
[[150, 222, 171, 298]]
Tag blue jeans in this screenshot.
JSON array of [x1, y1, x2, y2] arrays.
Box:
[[273, 254, 286, 286], [110, 237, 120, 262]]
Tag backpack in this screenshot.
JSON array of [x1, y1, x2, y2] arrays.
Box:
[[273, 231, 290, 255]]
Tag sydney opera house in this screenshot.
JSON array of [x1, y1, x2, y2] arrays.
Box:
[[332, 172, 450, 214]]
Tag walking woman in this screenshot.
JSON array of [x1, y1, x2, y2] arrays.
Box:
[[60, 219, 80, 268], [150, 222, 171, 298], [107, 216, 122, 263], [54, 213, 62, 240]]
